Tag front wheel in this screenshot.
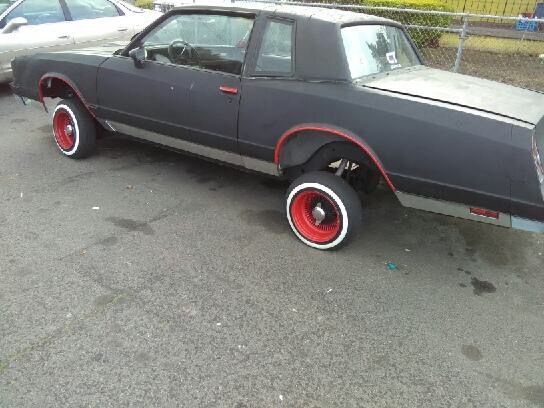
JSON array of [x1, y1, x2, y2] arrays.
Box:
[[52, 99, 96, 159], [286, 171, 363, 250]]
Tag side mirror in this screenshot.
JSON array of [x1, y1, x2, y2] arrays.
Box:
[[128, 46, 146, 68], [2, 17, 28, 34]]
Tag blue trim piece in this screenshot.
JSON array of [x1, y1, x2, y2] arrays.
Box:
[[512, 216, 544, 233]]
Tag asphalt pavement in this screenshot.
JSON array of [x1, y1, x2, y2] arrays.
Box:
[[1, 84, 544, 407]]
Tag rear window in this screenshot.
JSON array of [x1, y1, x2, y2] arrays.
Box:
[[341, 24, 420, 79]]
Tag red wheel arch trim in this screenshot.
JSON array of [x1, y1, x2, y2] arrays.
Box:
[[38, 74, 96, 118], [274, 125, 396, 192]]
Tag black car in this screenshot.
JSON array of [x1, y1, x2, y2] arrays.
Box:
[[10, 3, 544, 249]]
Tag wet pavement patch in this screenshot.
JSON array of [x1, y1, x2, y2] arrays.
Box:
[[98, 236, 118, 247], [240, 209, 288, 234], [490, 375, 544, 407], [457, 267, 472, 275], [461, 344, 483, 361], [106, 217, 155, 236], [471, 277, 496, 295], [507, 384, 544, 407]]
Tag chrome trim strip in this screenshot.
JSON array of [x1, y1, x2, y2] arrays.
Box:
[[396, 191, 512, 227], [104, 120, 117, 132], [109, 121, 279, 176], [242, 156, 279, 175], [511, 216, 544, 233]]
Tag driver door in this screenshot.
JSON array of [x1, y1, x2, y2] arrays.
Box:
[[96, 11, 255, 156]]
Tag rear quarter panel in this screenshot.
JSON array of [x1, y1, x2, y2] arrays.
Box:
[[239, 79, 515, 214]]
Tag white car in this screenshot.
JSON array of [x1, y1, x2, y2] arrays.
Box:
[[152, 0, 234, 13], [0, 0, 161, 83]]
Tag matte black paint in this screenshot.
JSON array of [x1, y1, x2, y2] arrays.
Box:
[[10, 4, 544, 223]]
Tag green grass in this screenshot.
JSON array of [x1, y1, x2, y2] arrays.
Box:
[[440, 32, 544, 54], [443, 0, 538, 16], [134, 0, 153, 9]]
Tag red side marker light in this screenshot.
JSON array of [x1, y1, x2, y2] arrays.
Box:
[[470, 207, 499, 219]]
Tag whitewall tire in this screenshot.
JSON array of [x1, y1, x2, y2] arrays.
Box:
[[286, 171, 363, 250], [52, 99, 96, 159]]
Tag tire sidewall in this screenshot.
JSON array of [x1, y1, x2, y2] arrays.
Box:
[[286, 182, 349, 250], [53, 103, 80, 156]]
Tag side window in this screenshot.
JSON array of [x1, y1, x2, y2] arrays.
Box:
[[64, 0, 120, 21], [1, 0, 65, 28], [141, 13, 254, 75], [255, 19, 294, 75]]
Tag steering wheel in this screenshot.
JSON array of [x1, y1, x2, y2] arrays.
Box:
[[168, 40, 200, 65]]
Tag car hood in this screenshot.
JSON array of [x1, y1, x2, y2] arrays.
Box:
[[360, 66, 544, 125], [55, 41, 130, 58]]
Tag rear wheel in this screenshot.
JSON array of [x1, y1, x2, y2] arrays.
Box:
[[286, 171, 363, 250], [52, 99, 96, 159]]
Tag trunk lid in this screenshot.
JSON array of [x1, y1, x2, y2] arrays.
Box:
[[360, 66, 544, 125]]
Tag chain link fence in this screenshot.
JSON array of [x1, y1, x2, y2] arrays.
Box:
[[153, 0, 544, 90]]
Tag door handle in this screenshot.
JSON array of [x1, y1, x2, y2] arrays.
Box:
[[117, 28, 128, 32], [58, 35, 70, 39], [219, 85, 238, 95]]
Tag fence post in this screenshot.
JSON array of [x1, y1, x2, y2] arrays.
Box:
[[453, 14, 468, 73]]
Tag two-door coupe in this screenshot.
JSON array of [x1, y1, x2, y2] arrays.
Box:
[[10, 3, 544, 249]]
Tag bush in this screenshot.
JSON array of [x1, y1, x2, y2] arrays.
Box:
[[135, 0, 153, 9], [355, 0, 454, 48]]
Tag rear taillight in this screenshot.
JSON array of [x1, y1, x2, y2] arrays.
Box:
[[533, 135, 544, 184], [470, 207, 499, 219]]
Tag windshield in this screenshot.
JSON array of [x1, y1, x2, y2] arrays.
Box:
[[341, 25, 420, 79]]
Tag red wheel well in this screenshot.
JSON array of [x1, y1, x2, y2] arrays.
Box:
[[38, 75, 95, 118], [274, 125, 396, 192]]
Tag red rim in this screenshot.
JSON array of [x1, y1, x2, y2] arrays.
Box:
[[290, 190, 341, 243], [53, 110, 75, 150]]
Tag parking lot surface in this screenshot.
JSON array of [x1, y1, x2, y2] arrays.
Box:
[[1, 84, 544, 407]]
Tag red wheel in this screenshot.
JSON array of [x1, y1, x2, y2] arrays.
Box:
[[290, 190, 341, 243], [286, 171, 362, 250], [53, 109, 75, 150], [52, 99, 96, 158], [285, 171, 362, 249]]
